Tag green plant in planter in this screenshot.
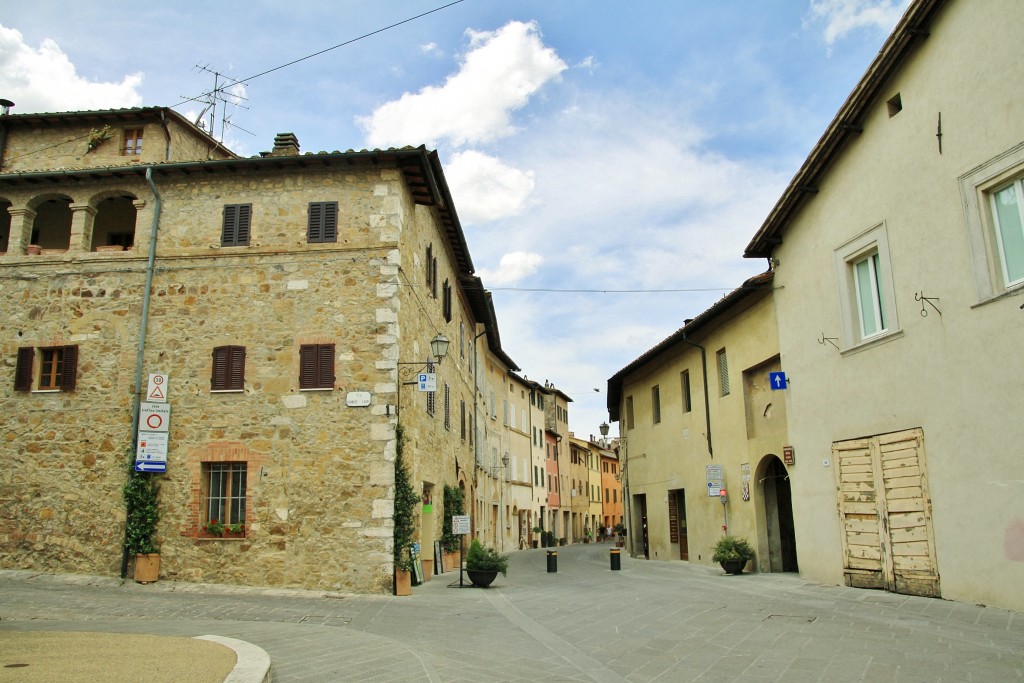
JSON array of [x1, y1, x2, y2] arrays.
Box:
[[123, 468, 160, 555], [227, 522, 245, 534], [393, 424, 418, 572], [614, 522, 627, 536], [441, 484, 465, 553], [711, 535, 755, 563], [203, 519, 225, 535], [466, 538, 508, 575]]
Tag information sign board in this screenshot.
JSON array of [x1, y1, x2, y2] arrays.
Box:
[[452, 515, 471, 535]]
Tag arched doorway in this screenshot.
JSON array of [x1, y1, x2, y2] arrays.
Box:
[[759, 455, 798, 572]]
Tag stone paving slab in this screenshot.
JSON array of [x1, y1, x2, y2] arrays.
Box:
[[0, 544, 1021, 682]]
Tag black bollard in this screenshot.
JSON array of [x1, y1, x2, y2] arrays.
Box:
[[610, 547, 621, 570], [546, 550, 557, 573]]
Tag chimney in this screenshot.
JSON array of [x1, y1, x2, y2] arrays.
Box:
[[271, 132, 300, 156], [0, 99, 14, 116]]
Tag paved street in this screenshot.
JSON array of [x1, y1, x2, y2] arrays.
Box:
[[0, 543, 1021, 682]]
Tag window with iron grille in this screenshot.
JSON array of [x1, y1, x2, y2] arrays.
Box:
[[204, 462, 247, 529], [299, 343, 335, 390], [14, 345, 78, 392], [211, 346, 245, 391], [307, 201, 338, 243], [221, 204, 252, 247]]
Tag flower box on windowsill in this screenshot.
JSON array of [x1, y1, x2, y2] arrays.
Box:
[[95, 245, 124, 252]]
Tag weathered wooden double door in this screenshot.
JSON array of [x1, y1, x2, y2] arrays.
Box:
[[833, 428, 940, 598]]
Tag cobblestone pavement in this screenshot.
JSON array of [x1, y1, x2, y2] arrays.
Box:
[[0, 543, 1021, 682]]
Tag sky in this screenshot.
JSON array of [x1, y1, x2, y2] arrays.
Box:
[[0, 0, 912, 439]]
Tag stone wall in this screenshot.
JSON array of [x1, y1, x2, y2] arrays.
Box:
[[0, 155, 475, 593]]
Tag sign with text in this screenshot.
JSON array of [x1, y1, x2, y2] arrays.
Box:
[[136, 431, 168, 462], [452, 515, 471, 535], [139, 402, 171, 432], [417, 373, 437, 392]]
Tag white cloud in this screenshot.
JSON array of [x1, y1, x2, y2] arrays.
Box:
[[446, 150, 535, 223], [358, 20, 567, 148], [477, 251, 544, 286], [0, 24, 142, 113], [420, 42, 442, 56], [808, 0, 912, 46]]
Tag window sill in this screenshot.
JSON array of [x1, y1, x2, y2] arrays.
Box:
[[195, 536, 247, 542], [299, 387, 334, 392], [211, 389, 244, 394], [971, 282, 1024, 309], [840, 329, 905, 357], [31, 389, 61, 394]]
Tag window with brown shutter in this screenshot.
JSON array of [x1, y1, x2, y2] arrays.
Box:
[[299, 343, 335, 390], [211, 346, 245, 391], [307, 201, 338, 243], [442, 279, 452, 322], [221, 204, 252, 247], [15, 345, 77, 391]]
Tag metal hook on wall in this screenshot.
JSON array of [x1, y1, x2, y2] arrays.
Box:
[[818, 333, 839, 350], [915, 291, 941, 317]]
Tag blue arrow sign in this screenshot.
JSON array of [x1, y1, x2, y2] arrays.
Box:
[[769, 371, 788, 391], [135, 461, 167, 473]]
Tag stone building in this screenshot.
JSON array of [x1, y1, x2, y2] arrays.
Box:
[[0, 106, 511, 593]]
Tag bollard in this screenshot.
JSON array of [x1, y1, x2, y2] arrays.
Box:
[[610, 547, 621, 570], [546, 550, 558, 573]]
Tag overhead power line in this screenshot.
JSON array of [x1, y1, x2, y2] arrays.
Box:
[[175, 0, 468, 109]]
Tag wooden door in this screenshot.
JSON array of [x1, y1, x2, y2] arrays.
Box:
[[834, 428, 940, 598]]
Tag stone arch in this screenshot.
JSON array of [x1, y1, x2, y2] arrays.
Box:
[[89, 190, 140, 251], [28, 192, 74, 250], [753, 454, 798, 573]]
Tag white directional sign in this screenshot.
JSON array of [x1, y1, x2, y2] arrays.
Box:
[[146, 373, 169, 402], [139, 402, 171, 432], [418, 373, 437, 392]]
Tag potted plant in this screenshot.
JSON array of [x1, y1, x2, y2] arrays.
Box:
[[531, 526, 542, 548], [224, 522, 245, 538], [711, 535, 755, 575], [123, 468, 160, 583], [614, 522, 627, 547], [393, 425, 417, 595], [465, 538, 508, 588], [203, 518, 225, 536]]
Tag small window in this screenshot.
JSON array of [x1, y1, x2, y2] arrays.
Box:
[[681, 370, 692, 413], [625, 396, 635, 430], [460, 399, 466, 440], [834, 223, 900, 348], [15, 345, 78, 392], [651, 385, 661, 424], [122, 128, 144, 155], [299, 343, 334, 390], [221, 204, 252, 247], [307, 201, 338, 243], [717, 348, 730, 397], [425, 245, 433, 286], [431, 257, 438, 298], [426, 361, 435, 416], [444, 383, 451, 430], [886, 93, 902, 117], [203, 462, 247, 531], [211, 346, 245, 391]]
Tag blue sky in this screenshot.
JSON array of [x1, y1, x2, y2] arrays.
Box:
[[0, 0, 911, 437]]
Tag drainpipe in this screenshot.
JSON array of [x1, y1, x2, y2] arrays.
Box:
[[680, 332, 713, 459], [120, 166, 162, 579]]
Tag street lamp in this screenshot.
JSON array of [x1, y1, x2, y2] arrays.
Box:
[[429, 333, 450, 364]]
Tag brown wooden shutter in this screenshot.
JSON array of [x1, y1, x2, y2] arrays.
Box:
[[322, 202, 337, 242], [317, 344, 335, 388], [14, 347, 33, 392], [235, 204, 251, 245], [307, 203, 323, 242], [299, 345, 317, 389], [222, 204, 252, 246], [60, 345, 78, 392], [228, 346, 245, 390], [212, 347, 229, 390]]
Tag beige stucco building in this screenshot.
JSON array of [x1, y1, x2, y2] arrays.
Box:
[[744, 0, 1024, 612], [0, 106, 513, 593], [607, 273, 793, 569]]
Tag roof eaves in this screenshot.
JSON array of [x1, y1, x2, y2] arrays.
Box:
[[743, 0, 946, 258]]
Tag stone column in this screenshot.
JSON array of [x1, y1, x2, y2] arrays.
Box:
[[130, 199, 147, 253], [5, 207, 37, 256], [69, 203, 96, 252]]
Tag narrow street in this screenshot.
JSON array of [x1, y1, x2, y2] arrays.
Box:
[[1, 543, 1021, 682]]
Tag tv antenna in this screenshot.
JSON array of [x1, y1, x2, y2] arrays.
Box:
[[182, 64, 251, 142]]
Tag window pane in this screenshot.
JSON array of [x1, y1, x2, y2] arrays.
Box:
[[994, 184, 1024, 285], [854, 254, 885, 338], [207, 465, 227, 522]]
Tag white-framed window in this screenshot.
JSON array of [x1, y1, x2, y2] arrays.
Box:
[[959, 141, 1024, 301], [990, 180, 1024, 288], [834, 223, 900, 350]]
